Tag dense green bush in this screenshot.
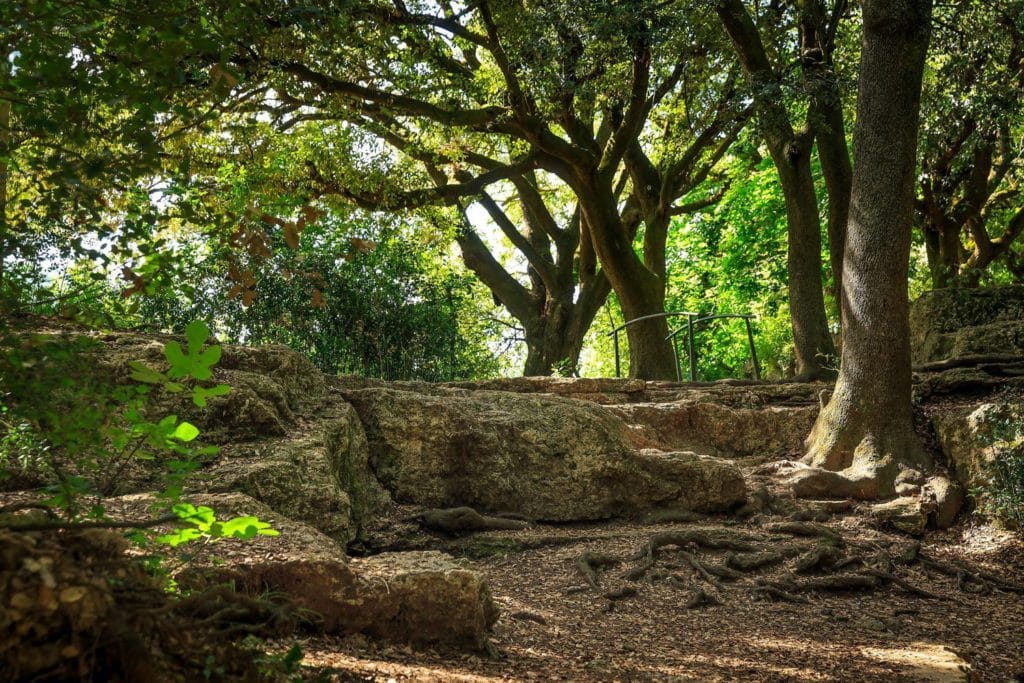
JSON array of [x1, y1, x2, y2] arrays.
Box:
[[975, 405, 1024, 529]]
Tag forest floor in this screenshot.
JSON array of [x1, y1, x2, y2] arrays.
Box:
[[292, 508, 1024, 682]]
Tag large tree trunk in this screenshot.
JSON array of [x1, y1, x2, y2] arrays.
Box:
[[794, 0, 934, 500], [800, 0, 853, 316], [922, 217, 963, 288], [0, 55, 9, 293], [522, 277, 611, 376], [578, 179, 678, 380]]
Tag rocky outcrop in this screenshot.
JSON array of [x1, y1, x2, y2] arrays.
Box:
[[349, 551, 498, 649], [96, 333, 327, 442], [933, 402, 1024, 492], [199, 406, 390, 544], [910, 286, 1024, 366], [166, 494, 496, 650], [609, 401, 818, 459], [343, 387, 747, 520]]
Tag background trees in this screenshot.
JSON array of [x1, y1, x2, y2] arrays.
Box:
[[3, 0, 1021, 383], [916, 1, 1024, 288]]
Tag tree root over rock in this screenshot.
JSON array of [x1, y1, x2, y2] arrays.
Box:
[[417, 507, 531, 535]]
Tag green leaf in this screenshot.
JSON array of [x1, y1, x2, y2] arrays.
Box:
[[185, 320, 210, 356], [157, 528, 203, 547], [192, 383, 230, 407], [171, 421, 200, 442], [199, 345, 222, 367], [164, 341, 188, 378], [128, 360, 166, 384]]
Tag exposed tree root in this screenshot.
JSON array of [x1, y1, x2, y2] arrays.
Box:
[[633, 530, 756, 559], [913, 353, 1024, 372], [418, 507, 530, 535], [571, 520, 1023, 611], [685, 587, 723, 609], [751, 581, 811, 604], [765, 521, 843, 543], [858, 568, 948, 600], [726, 550, 785, 571], [576, 551, 619, 589], [768, 573, 881, 592], [794, 544, 842, 573]]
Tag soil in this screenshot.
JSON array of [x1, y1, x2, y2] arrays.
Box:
[[294, 513, 1024, 682]]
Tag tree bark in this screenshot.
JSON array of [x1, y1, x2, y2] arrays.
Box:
[[774, 142, 838, 380], [522, 275, 611, 376], [795, 0, 934, 500], [576, 180, 678, 381], [800, 0, 853, 313]]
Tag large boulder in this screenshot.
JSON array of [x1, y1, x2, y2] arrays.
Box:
[[909, 286, 1024, 365], [95, 333, 327, 442], [348, 551, 498, 650], [608, 401, 818, 459], [342, 388, 747, 520]]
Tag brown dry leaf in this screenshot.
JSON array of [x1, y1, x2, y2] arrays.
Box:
[[209, 63, 239, 91], [120, 266, 146, 298], [349, 237, 377, 254]]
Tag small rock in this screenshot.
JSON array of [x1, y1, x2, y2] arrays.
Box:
[[869, 498, 928, 535], [926, 475, 964, 530], [857, 616, 889, 631]]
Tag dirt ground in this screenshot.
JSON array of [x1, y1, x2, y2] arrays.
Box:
[[293, 511, 1024, 683]]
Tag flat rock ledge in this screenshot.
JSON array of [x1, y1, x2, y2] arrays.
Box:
[[168, 495, 496, 650]]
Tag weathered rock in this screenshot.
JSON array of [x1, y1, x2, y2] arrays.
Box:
[[933, 402, 1024, 492], [343, 388, 747, 520], [910, 286, 1024, 365], [95, 333, 327, 442], [349, 551, 498, 649], [869, 498, 930, 535], [167, 494, 496, 650], [609, 401, 818, 458], [444, 376, 647, 403], [926, 475, 964, 530], [199, 406, 390, 544]]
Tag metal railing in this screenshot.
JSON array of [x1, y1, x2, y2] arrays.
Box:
[[608, 311, 760, 381]]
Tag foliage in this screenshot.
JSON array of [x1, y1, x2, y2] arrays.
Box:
[[916, 1, 1024, 287], [662, 149, 838, 380], [0, 320, 276, 559], [974, 404, 1024, 529]]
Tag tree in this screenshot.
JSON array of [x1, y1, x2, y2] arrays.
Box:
[[715, 0, 850, 380], [794, 0, 934, 499], [223, 0, 745, 379], [917, 1, 1024, 288], [0, 0, 237, 303]]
